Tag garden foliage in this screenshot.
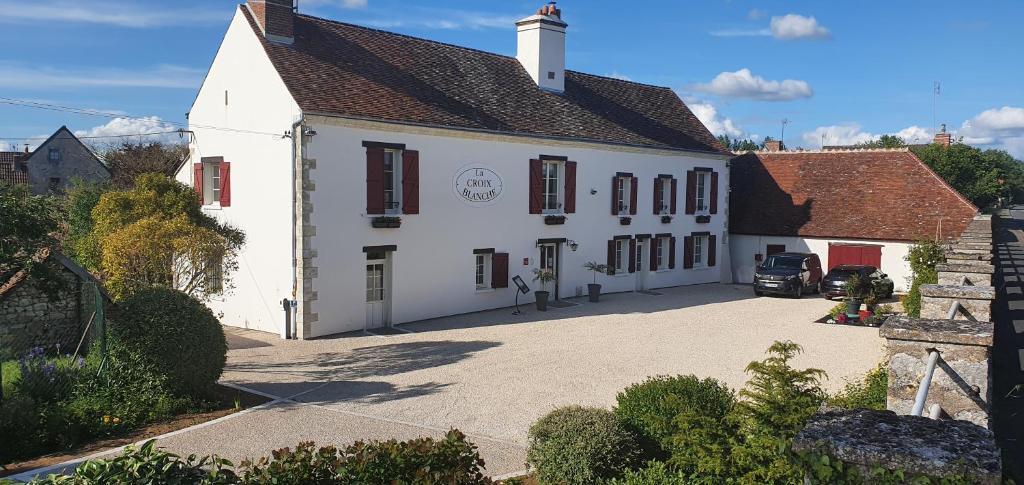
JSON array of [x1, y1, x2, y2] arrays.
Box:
[[903, 240, 945, 317], [527, 406, 640, 485], [828, 364, 887, 411]]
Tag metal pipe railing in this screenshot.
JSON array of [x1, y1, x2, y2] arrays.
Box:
[[947, 300, 962, 320], [928, 403, 942, 419], [911, 350, 941, 416]]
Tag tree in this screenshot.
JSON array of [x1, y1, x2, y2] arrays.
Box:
[[0, 183, 62, 282], [854, 134, 906, 149], [100, 141, 189, 188], [91, 174, 244, 300], [717, 134, 762, 153], [64, 180, 109, 272], [912, 142, 1024, 208]]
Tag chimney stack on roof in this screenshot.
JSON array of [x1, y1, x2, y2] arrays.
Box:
[[516, 3, 567, 93], [933, 123, 952, 147], [247, 0, 294, 44], [764, 140, 785, 152]]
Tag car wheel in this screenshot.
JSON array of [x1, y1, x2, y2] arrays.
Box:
[[754, 289, 764, 297], [812, 282, 821, 294], [794, 284, 803, 299]]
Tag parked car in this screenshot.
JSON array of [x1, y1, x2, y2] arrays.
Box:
[[753, 252, 823, 298], [821, 265, 895, 300]]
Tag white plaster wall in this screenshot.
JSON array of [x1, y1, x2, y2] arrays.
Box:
[[729, 235, 913, 291], [176, 7, 301, 334], [516, 21, 565, 92], [304, 120, 729, 336]]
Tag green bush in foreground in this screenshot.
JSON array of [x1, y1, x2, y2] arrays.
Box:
[[614, 375, 734, 460], [527, 406, 640, 485], [828, 364, 887, 411], [606, 461, 688, 484], [110, 287, 227, 397]]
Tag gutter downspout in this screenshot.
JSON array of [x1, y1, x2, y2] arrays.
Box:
[[289, 116, 304, 339]]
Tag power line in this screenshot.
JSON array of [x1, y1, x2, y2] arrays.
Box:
[[0, 130, 184, 141], [0, 97, 288, 138]]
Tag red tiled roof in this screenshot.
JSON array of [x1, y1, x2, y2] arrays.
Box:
[[729, 149, 977, 242], [0, 158, 28, 185], [242, 8, 726, 154]]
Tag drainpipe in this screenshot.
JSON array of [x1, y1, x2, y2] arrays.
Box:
[[289, 116, 304, 339]]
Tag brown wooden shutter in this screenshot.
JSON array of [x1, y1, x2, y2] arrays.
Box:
[[670, 237, 678, 269], [366, 147, 385, 214], [564, 161, 577, 213], [683, 236, 693, 269], [650, 238, 658, 271], [629, 177, 638, 215], [402, 150, 419, 214], [529, 159, 543, 214], [708, 235, 718, 267], [219, 161, 231, 207], [193, 163, 203, 200], [611, 177, 619, 215], [653, 178, 662, 215], [606, 240, 616, 275], [670, 178, 678, 214], [685, 171, 696, 214], [628, 238, 637, 273], [491, 253, 509, 288], [710, 171, 719, 215]]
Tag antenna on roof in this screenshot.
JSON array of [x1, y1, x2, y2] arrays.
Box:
[[932, 81, 941, 134], [780, 118, 789, 146]]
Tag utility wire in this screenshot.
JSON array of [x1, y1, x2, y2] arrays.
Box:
[[0, 130, 184, 141], [0, 97, 288, 138]]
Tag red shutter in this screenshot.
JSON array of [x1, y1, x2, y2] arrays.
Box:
[[402, 150, 419, 214], [629, 177, 638, 215], [670, 237, 678, 269], [685, 171, 696, 214], [653, 178, 663, 215], [491, 253, 509, 288], [708, 234, 717, 267], [628, 238, 637, 273], [650, 238, 658, 271], [611, 177, 619, 215], [683, 236, 693, 269], [219, 161, 231, 207], [529, 159, 543, 214], [670, 178, 678, 215], [564, 161, 577, 213], [607, 240, 616, 275], [710, 171, 719, 215], [193, 163, 203, 200], [366, 147, 385, 214]]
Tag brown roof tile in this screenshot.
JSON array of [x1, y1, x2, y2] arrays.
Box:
[[0, 157, 28, 185], [729, 149, 977, 242], [243, 8, 726, 154]]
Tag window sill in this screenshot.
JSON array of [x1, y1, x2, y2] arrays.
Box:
[[475, 287, 495, 294], [655, 268, 671, 273], [690, 265, 713, 271], [202, 204, 222, 211], [613, 272, 629, 278]]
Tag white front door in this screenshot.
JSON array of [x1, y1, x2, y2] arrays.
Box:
[[635, 239, 648, 291], [365, 258, 389, 328], [539, 243, 559, 299]]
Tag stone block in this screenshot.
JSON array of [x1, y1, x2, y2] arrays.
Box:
[[880, 316, 993, 346], [938, 271, 992, 286], [944, 251, 992, 262]]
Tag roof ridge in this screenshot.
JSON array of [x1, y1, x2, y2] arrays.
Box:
[[295, 13, 674, 91], [740, 147, 913, 155]]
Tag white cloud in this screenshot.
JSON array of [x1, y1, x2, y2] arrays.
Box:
[[770, 14, 831, 40], [693, 69, 812, 101], [0, 64, 203, 89], [801, 124, 934, 148], [75, 117, 181, 144], [686, 99, 743, 139], [959, 106, 1024, 158], [0, 1, 227, 27]]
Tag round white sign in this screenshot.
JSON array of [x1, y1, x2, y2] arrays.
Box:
[[453, 166, 503, 206]]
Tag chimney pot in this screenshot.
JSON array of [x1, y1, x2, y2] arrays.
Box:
[[516, 3, 567, 93]]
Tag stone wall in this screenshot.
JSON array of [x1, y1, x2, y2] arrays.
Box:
[[25, 127, 110, 195], [0, 267, 85, 360]]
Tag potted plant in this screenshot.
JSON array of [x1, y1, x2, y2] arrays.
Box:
[[583, 261, 608, 302], [532, 268, 556, 311], [843, 273, 868, 319]]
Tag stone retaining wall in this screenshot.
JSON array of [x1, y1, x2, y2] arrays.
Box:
[[0, 269, 84, 360], [920, 284, 995, 322]]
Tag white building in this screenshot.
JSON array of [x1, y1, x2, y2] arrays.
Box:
[[178, 0, 732, 338], [728, 145, 977, 292]]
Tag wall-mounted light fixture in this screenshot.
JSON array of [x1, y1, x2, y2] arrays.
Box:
[[590, 188, 598, 195], [568, 240, 579, 251]]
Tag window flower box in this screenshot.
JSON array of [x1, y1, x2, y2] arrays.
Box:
[[619, 216, 632, 225], [661, 215, 672, 224], [544, 215, 566, 225], [696, 215, 711, 224], [371, 216, 402, 228]]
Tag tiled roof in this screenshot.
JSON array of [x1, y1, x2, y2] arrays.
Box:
[[242, 8, 726, 154], [729, 149, 977, 242], [0, 157, 28, 185], [0, 151, 27, 164]]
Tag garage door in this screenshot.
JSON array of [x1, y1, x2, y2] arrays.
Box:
[[827, 244, 882, 270]]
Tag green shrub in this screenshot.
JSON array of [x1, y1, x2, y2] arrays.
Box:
[[240, 430, 491, 484], [606, 461, 688, 485], [24, 440, 237, 485], [0, 395, 45, 463], [828, 303, 847, 319], [613, 375, 733, 458], [527, 406, 640, 485], [110, 288, 227, 397], [903, 240, 944, 317], [11, 348, 84, 404], [736, 341, 826, 439], [828, 364, 887, 410]]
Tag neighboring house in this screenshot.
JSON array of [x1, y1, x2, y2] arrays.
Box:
[[728, 143, 977, 291], [0, 251, 111, 360], [176, 0, 731, 338], [18, 126, 110, 194], [0, 150, 29, 185]]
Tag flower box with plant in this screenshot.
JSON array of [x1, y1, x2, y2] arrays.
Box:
[[543, 215, 566, 225], [660, 215, 672, 224], [532, 268, 556, 311], [619, 217, 631, 225], [370, 216, 401, 228], [583, 262, 609, 302]]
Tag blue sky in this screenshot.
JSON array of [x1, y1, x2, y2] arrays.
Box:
[[1, 0, 1022, 156]]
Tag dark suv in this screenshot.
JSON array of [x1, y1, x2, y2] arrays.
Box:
[[753, 252, 823, 298], [822, 265, 895, 300]]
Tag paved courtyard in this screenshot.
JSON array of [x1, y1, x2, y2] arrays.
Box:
[[20, 284, 885, 480]]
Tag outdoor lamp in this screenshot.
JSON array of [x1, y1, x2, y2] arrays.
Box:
[[568, 240, 579, 251]]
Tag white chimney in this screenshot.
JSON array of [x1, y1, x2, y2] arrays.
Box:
[[516, 2, 567, 93]]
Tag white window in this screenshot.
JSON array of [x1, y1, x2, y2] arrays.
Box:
[[203, 160, 221, 205], [614, 239, 626, 274], [475, 253, 492, 290], [693, 235, 708, 267], [696, 171, 710, 213], [542, 160, 562, 213], [383, 149, 402, 214], [616, 177, 631, 215], [656, 236, 670, 270], [659, 177, 672, 214]]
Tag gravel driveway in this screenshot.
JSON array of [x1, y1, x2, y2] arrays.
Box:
[[154, 284, 884, 478]]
